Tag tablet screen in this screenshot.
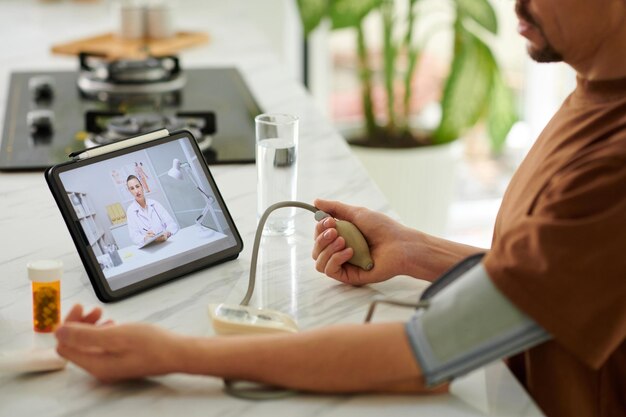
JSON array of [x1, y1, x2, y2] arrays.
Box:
[[50, 132, 241, 298]]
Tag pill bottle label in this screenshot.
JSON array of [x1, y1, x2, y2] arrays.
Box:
[[32, 280, 61, 333]]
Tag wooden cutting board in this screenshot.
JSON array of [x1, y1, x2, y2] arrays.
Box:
[[51, 31, 209, 59]]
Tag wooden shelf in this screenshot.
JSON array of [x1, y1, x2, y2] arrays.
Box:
[[51, 31, 210, 60]]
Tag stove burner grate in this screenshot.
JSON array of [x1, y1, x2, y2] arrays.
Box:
[[77, 53, 186, 96], [84, 111, 215, 151]]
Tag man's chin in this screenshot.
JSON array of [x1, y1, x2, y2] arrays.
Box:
[[528, 44, 564, 63]]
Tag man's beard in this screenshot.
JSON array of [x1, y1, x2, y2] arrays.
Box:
[[515, 1, 564, 63]]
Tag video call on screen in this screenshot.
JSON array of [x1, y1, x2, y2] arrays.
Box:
[[59, 138, 238, 291]]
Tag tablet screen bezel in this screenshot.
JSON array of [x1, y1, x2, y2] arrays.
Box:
[[46, 130, 243, 302]]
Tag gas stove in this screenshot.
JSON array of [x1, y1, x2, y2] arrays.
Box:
[[0, 54, 261, 170]]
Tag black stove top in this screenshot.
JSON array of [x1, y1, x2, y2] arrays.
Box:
[[1, 64, 261, 170]]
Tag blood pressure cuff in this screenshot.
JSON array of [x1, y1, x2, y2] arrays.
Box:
[[405, 254, 551, 387]]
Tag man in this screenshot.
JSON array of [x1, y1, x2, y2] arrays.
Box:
[[56, 1, 625, 415], [126, 175, 179, 246]]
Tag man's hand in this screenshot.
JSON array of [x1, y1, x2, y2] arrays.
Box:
[[55, 305, 182, 383], [312, 199, 420, 286], [63, 304, 105, 325]]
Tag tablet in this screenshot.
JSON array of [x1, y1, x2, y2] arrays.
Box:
[[46, 130, 243, 302]]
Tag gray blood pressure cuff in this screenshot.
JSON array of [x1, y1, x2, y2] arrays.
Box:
[[405, 254, 551, 387]]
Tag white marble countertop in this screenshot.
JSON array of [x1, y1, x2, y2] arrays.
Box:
[[0, 1, 543, 416]]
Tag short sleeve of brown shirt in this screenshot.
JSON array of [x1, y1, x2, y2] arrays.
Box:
[[486, 156, 626, 365], [483, 76, 626, 417]]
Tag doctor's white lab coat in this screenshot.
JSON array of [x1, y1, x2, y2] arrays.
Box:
[[126, 199, 179, 246]]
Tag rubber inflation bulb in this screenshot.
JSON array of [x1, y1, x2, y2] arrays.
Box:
[[314, 210, 374, 271], [314, 211, 329, 221]]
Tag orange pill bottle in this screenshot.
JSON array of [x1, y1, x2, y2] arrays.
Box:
[[27, 260, 63, 333]]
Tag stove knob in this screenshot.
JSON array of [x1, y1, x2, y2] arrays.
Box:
[[28, 76, 55, 103], [27, 109, 55, 143]]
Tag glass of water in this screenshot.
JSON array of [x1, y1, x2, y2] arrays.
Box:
[[255, 113, 299, 236]]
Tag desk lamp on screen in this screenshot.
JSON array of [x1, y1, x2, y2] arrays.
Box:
[[168, 158, 219, 236]]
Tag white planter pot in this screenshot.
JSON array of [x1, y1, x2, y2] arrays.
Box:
[[350, 142, 458, 237]]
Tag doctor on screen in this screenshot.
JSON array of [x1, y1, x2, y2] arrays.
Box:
[[125, 175, 179, 246]]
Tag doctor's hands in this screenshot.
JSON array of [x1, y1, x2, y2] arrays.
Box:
[[155, 231, 171, 243], [56, 304, 182, 383], [144, 230, 171, 243], [312, 199, 422, 286]]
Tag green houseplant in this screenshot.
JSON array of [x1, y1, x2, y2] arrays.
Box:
[[297, 0, 517, 152], [297, 0, 518, 235]]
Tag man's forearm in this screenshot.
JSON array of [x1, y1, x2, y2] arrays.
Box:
[[403, 231, 485, 281], [176, 322, 440, 394]]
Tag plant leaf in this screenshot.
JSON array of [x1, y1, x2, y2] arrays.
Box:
[[487, 68, 518, 153], [455, 0, 498, 34], [434, 27, 495, 144], [329, 0, 383, 29], [297, 0, 330, 37]]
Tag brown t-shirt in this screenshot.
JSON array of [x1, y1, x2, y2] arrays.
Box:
[[484, 76, 626, 417]]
